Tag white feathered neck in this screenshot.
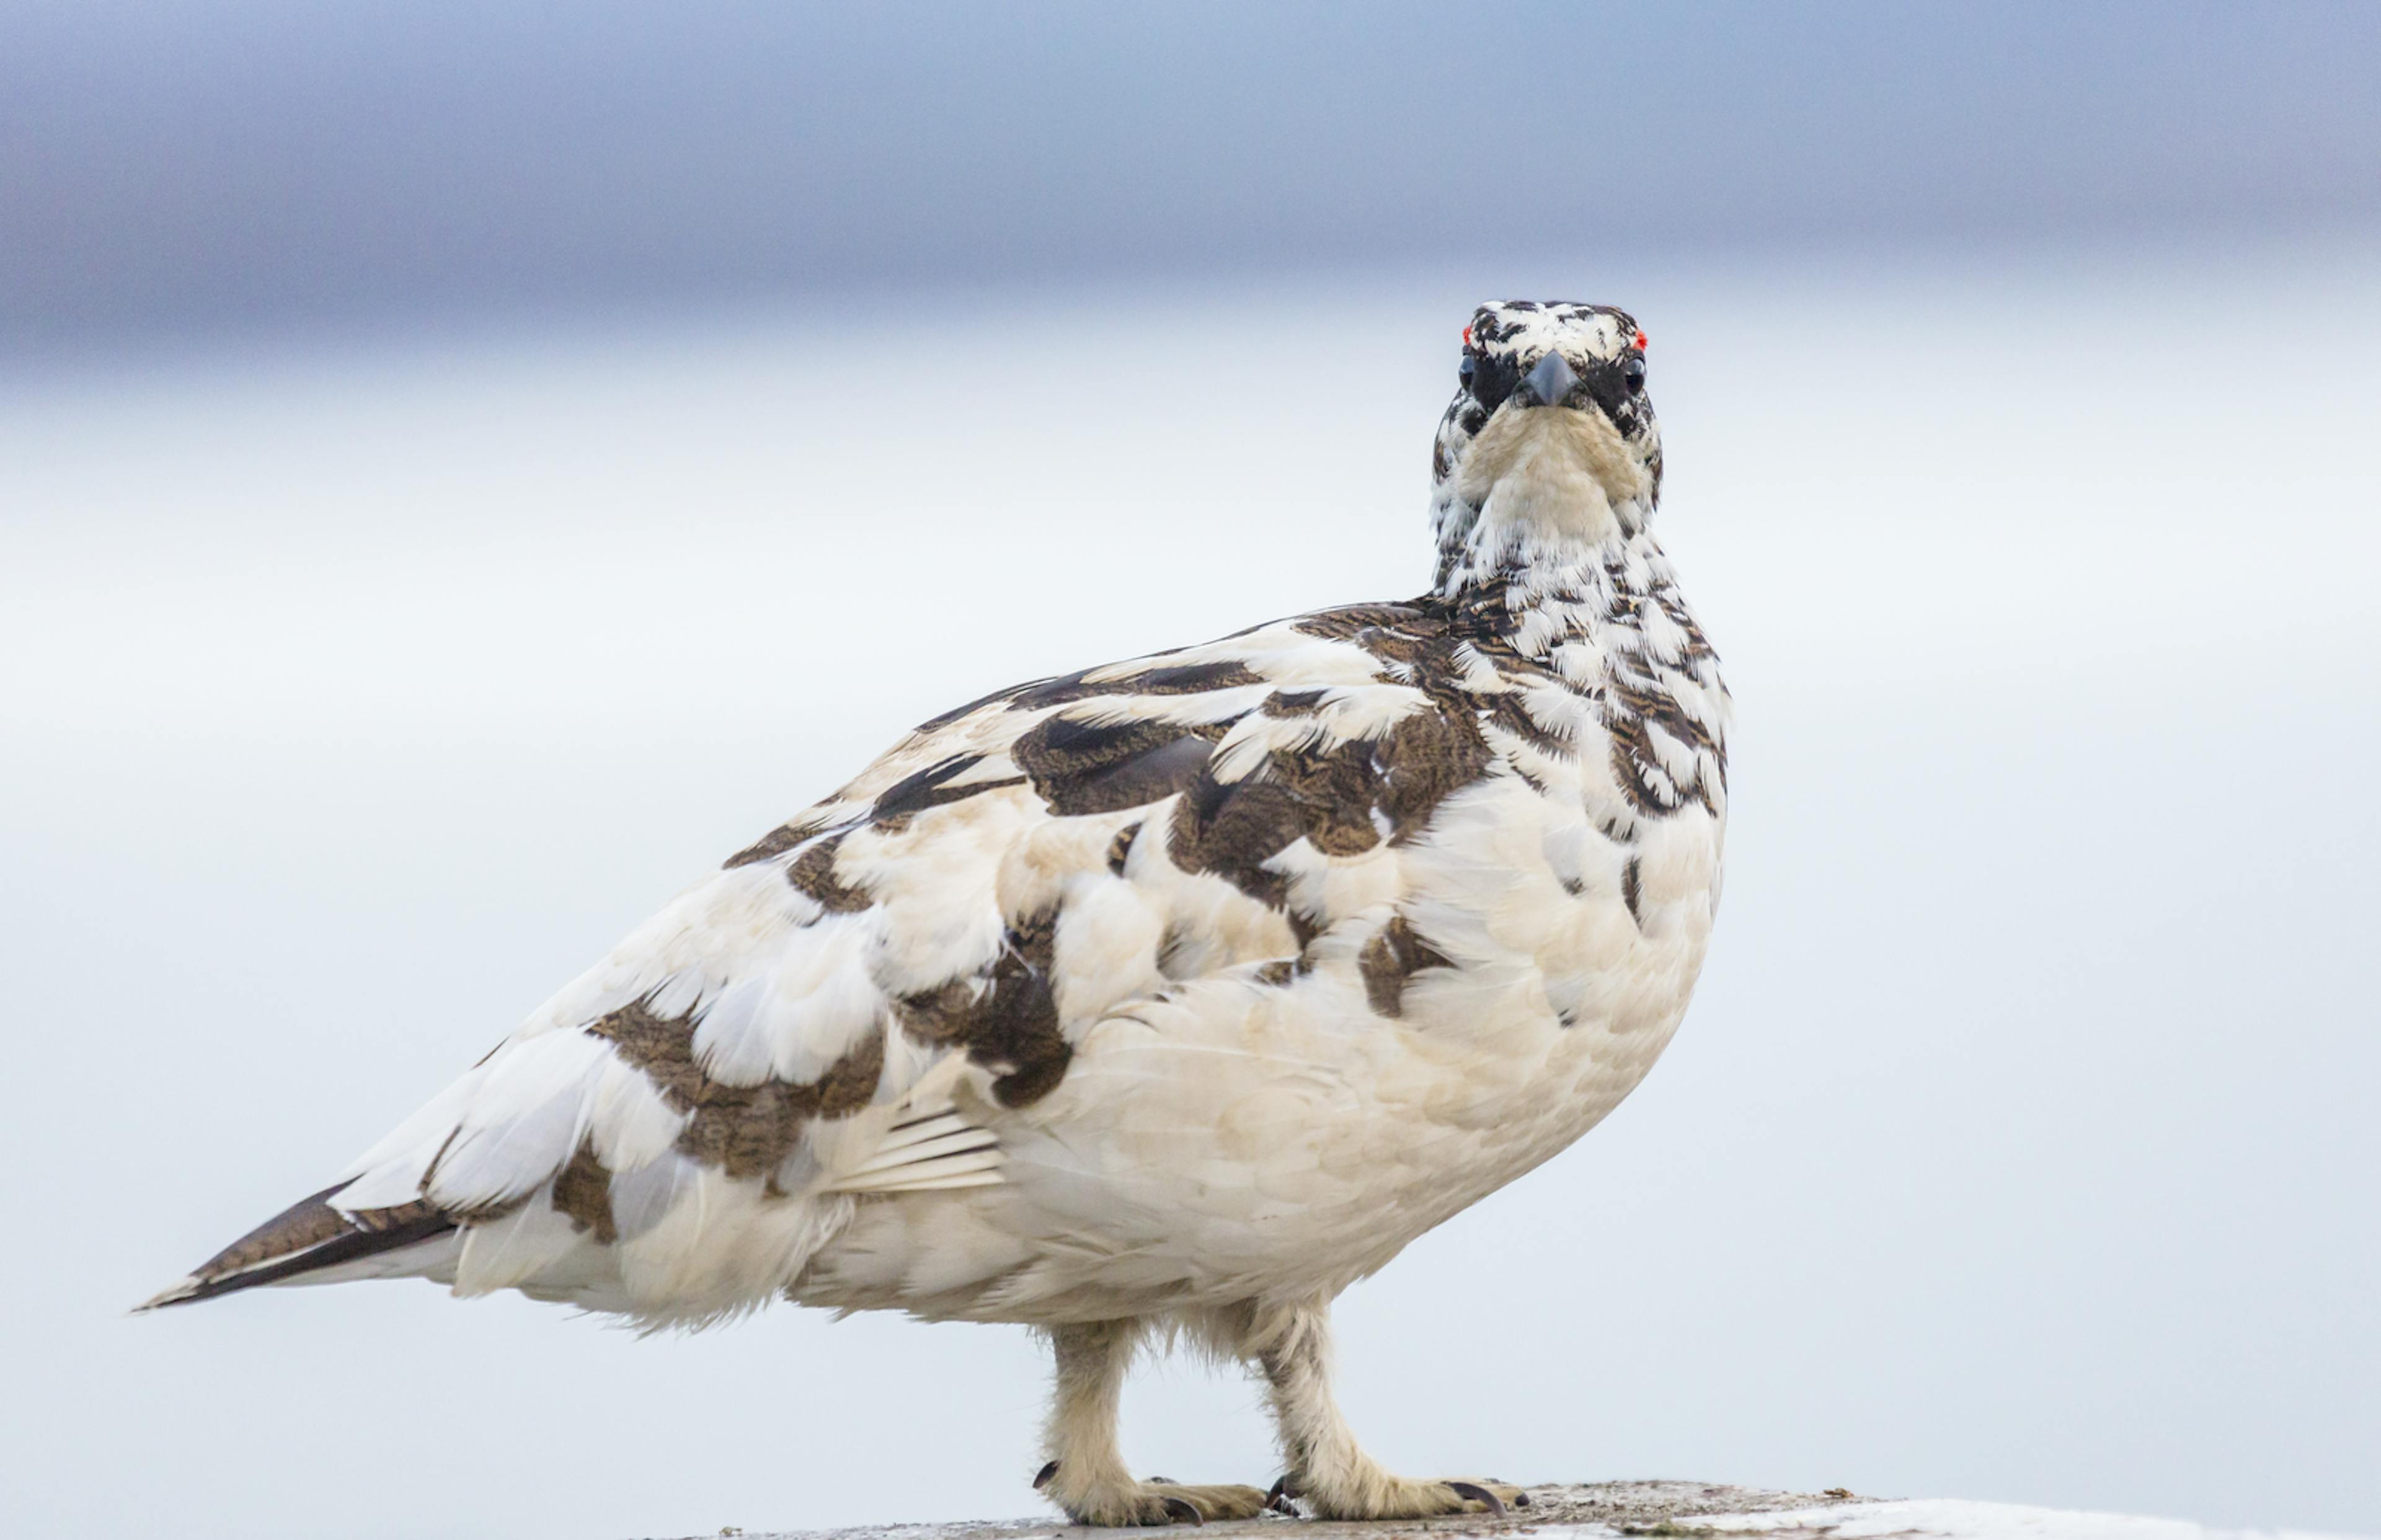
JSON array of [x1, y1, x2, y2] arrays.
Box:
[[1430, 400, 1659, 605]]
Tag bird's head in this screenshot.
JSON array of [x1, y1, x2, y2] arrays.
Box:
[[1430, 301, 1660, 591]]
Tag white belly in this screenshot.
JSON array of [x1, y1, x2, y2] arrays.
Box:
[[796, 772, 1726, 1324]]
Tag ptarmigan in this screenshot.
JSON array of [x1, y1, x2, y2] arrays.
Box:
[[144, 301, 1730, 1526]]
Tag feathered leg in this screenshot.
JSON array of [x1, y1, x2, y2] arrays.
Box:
[[1037, 1319, 1270, 1526], [1247, 1294, 1525, 1520]]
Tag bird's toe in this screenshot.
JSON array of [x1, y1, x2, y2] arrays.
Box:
[[1293, 1474, 1532, 1521], [1151, 1483, 1272, 1523], [1040, 1472, 1272, 1526], [1443, 1479, 1529, 1516]]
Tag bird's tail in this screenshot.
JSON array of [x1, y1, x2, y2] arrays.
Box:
[[133, 1185, 459, 1312]]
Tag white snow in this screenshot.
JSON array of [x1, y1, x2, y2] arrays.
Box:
[[1672, 1498, 2370, 1540]]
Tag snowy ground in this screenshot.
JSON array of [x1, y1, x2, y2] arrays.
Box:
[[1683, 1495, 2369, 1540], [4, 238, 2377, 1540]]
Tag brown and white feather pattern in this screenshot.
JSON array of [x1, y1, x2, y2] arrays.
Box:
[[147, 300, 1729, 1337]]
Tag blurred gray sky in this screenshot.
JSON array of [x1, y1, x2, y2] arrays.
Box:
[[6, 1, 2379, 350]]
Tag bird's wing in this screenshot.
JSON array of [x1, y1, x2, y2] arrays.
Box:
[[298, 602, 1512, 1321]]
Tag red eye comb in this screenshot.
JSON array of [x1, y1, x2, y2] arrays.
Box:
[[1633, 329, 1649, 350], [1461, 325, 1473, 348]]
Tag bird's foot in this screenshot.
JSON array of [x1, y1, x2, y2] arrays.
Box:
[[1280, 1471, 1530, 1521], [1035, 1463, 1273, 1526]]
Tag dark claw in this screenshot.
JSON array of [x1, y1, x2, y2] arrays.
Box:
[[1445, 1482, 1507, 1517], [1161, 1495, 1204, 1525], [1034, 1461, 1058, 1491], [1266, 1476, 1300, 1516]]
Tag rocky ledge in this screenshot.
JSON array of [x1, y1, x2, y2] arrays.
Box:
[[661, 1480, 2364, 1540]]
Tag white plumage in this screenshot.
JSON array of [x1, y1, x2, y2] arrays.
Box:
[[145, 301, 1730, 1525]]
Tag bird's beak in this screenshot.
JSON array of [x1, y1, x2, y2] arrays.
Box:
[[1521, 352, 1578, 408]]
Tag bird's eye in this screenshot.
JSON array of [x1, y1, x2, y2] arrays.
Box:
[[1623, 356, 1647, 394], [1457, 355, 1475, 389]]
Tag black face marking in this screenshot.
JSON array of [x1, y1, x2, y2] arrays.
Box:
[[1465, 350, 1519, 414], [1572, 352, 1652, 440]]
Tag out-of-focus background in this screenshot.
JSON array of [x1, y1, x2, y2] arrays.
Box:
[[4, 6, 2377, 1539]]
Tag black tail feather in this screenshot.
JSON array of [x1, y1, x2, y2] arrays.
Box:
[[137, 1184, 456, 1311]]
